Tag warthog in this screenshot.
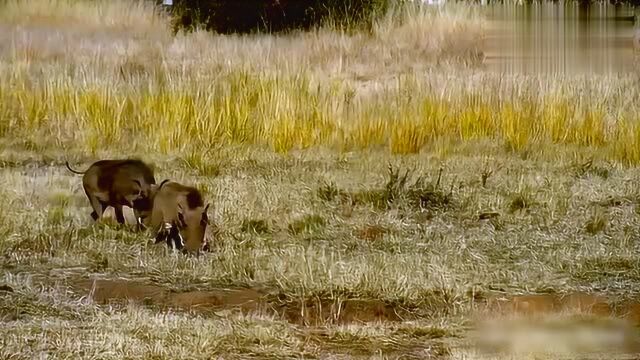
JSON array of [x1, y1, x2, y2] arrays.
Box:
[[65, 159, 156, 228], [146, 180, 210, 254]]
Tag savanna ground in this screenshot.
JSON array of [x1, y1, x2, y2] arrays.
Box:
[[1, 0, 640, 358]]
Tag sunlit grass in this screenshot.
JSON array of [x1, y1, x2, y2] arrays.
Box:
[[1, 72, 636, 160], [1, 0, 636, 162]]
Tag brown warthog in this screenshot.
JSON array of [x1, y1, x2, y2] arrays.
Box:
[[65, 159, 157, 228], [146, 180, 210, 254]]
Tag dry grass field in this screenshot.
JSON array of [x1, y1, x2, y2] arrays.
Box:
[[2, 0, 640, 359]]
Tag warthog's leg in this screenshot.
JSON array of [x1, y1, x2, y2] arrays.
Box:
[[86, 192, 105, 221], [113, 205, 126, 224]]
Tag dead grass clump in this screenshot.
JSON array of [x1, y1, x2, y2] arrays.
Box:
[[585, 209, 609, 235], [288, 214, 326, 235], [356, 224, 388, 242], [46, 206, 66, 225], [572, 158, 611, 179], [507, 185, 537, 213], [240, 218, 271, 235], [87, 250, 109, 272], [179, 148, 226, 177], [391, 325, 453, 339], [352, 164, 454, 211], [317, 180, 348, 202], [308, 328, 453, 358], [577, 256, 637, 277], [508, 195, 530, 213]]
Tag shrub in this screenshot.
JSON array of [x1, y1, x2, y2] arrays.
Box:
[[166, 0, 398, 33]]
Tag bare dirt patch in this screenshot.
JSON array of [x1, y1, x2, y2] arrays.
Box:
[[483, 292, 640, 326], [279, 297, 402, 326], [480, 292, 616, 318], [71, 278, 403, 324], [472, 292, 640, 357], [75, 279, 165, 304], [73, 279, 266, 314]]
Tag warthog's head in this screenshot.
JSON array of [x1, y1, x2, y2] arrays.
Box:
[[136, 179, 170, 228], [176, 203, 210, 254], [131, 179, 152, 205]]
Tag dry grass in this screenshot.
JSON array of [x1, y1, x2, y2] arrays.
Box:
[[2, 0, 640, 359], [3, 146, 640, 358], [0, 0, 166, 34]]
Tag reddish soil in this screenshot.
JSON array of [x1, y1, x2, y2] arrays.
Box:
[[472, 292, 640, 357], [73, 279, 640, 328], [72, 279, 402, 324], [167, 288, 266, 313], [479, 291, 640, 325], [279, 298, 401, 326], [76, 279, 166, 304], [73, 279, 266, 313], [620, 302, 640, 326], [557, 292, 612, 317]]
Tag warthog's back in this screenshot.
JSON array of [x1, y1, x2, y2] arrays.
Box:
[[157, 182, 204, 209], [85, 159, 156, 190]]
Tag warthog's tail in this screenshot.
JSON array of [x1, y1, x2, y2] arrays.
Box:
[[65, 161, 86, 175]]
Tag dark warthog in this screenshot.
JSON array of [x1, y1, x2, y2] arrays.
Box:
[[65, 159, 156, 228], [146, 180, 210, 254]]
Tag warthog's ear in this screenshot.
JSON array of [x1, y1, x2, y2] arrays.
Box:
[[150, 179, 169, 195]]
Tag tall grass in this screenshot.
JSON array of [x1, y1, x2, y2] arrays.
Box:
[[0, 0, 639, 163], [0, 0, 167, 35], [1, 70, 637, 161]]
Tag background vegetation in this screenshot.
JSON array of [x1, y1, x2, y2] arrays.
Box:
[[1, 0, 640, 359], [165, 0, 397, 33]]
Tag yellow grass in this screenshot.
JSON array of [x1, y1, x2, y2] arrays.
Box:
[[0, 70, 638, 158], [0, 0, 638, 161]]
